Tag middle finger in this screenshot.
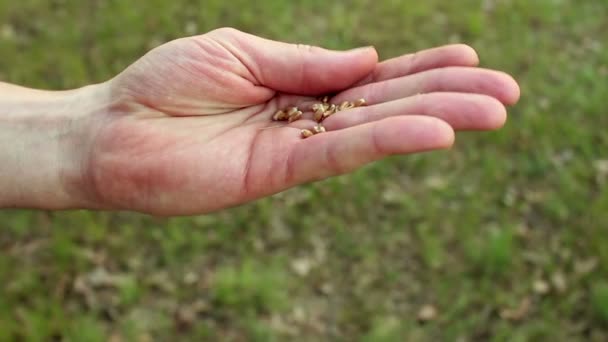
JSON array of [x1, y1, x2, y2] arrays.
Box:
[[332, 67, 520, 106]]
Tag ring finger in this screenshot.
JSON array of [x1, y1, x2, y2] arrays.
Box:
[[322, 92, 507, 131]]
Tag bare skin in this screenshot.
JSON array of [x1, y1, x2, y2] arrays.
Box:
[[0, 28, 519, 216]]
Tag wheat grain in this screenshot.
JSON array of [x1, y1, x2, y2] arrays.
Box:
[[313, 108, 325, 122], [286, 106, 298, 116], [301, 129, 314, 138], [354, 98, 367, 107], [312, 125, 326, 134], [272, 109, 288, 121], [272, 98, 366, 137], [288, 110, 303, 123]]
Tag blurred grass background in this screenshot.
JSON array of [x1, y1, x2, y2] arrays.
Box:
[[1, 0, 607, 340]]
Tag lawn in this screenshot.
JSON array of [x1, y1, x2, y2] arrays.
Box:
[[1, 0, 607, 340]]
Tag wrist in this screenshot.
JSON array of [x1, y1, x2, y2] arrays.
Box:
[[0, 82, 110, 210]]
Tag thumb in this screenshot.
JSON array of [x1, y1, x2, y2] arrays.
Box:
[[209, 28, 378, 95]]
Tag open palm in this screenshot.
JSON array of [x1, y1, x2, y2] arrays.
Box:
[[87, 28, 519, 215]]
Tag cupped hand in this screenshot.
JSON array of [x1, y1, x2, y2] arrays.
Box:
[[85, 28, 519, 215]]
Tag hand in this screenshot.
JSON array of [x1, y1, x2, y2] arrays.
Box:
[[74, 28, 520, 215], [1, 28, 516, 215]]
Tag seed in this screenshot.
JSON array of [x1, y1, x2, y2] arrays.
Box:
[[312, 125, 326, 134], [272, 110, 287, 121], [322, 104, 337, 119], [313, 108, 325, 122], [312, 103, 325, 112], [288, 110, 303, 123], [278, 98, 366, 124], [354, 98, 367, 107], [301, 129, 314, 138], [339, 101, 356, 111], [286, 106, 299, 116], [300, 124, 327, 138], [312, 103, 324, 112], [311, 102, 338, 122]]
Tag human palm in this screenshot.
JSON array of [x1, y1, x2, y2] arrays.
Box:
[[87, 28, 519, 215]]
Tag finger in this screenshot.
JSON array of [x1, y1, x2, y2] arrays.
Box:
[[287, 116, 454, 184], [354, 44, 479, 86], [324, 93, 507, 131], [333, 67, 521, 106], [208, 28, 378, 95]]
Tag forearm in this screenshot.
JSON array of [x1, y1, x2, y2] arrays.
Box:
[[0, 82, 106, 209]]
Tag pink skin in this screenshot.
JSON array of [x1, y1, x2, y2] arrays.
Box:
[[81, 28, 520, 216]]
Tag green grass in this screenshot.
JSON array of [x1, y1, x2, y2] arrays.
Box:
[[1, 0, 608, 340], [592, 282, 608, 323], [212, 260, 289, 314]]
